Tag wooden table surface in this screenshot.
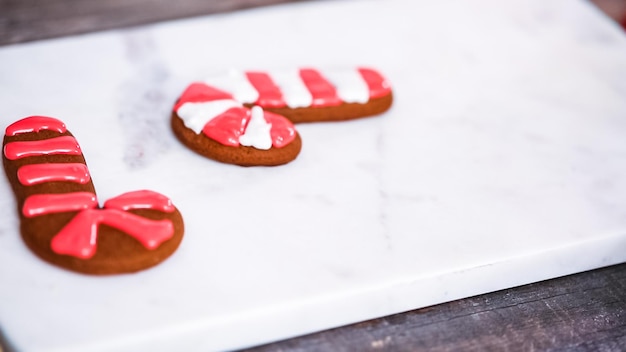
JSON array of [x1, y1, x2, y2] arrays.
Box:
[[1, 1, 625, 351]]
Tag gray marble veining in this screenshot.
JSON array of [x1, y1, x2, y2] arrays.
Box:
[[0, 0, 625, 350]]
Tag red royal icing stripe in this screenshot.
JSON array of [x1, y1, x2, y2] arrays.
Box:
[[103, 190, 176, 213], [358, 68, 392, 99], [245, 72, 287, 108], [17, 163, 91, 186], [50, 208, 174, 259], [22, 192, 97, 218], [202, 107, 250, 147], [4, 136, 82, 161], [299, 69, 342, 107], [5, 116, 67, 137], [174, 83, 234, 111], [264, 111, 297, 148]]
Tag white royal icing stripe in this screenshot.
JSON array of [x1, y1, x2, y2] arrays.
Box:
[[321, 68, 370, 104], [268, 69, 313, 108], [177, 100, 242, 134], [239, 106, 272, 150], [204, 70, 259, 104]]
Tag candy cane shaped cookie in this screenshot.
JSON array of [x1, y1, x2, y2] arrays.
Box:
[[171, 67, 391, 166], [3, 116, 184, 275]]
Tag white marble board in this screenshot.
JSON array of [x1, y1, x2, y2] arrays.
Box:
[[1, 0, 626, 351]]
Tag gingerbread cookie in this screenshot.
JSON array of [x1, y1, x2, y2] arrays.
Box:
[[171, 67, 392, 166], [3, 116, 184, 275]]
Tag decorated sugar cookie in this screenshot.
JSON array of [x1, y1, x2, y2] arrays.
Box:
[[3, 116, 184, 275], [171, 66, 392, 166]]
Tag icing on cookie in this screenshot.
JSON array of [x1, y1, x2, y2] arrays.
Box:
[[245, 72, 286, 108], [264, 111, 298, 148], [204, 70, 259, 104], [322, 69, 370, 104], [201, 107, 250, 147], [299, 69, 342, 107], [358, 68, 392, 99], [22, 192, 98, 217], [175, 67, 391, 150], [5, 116, 67, 136], [103, 190, 176, 213], [177, 100, 243, 134], [48, 190, 177, 258], [25, 190, 176, 258], [239, 106, 273, 150], [4, 136, 82, 160], [50, 208, 174, 259], [173, 83, 234, 111], [17, 163, 91, 186], [176, 86, 297, 149], [181, 67, 391, 110], [269, 69, 313, 108]]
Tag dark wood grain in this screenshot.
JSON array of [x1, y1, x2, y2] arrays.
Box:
[[1, 1, 626, 351], [246, 263, 626, 351], [0, 0, 314, 45]]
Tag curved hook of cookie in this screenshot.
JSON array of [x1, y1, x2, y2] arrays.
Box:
[[3, 116, 185, 275], [171, 87, 302, 166]]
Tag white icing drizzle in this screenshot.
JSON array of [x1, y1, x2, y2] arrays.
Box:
[[204, 70, 259, 104], [268, 69, 313, 108], [177, 100, 242, 134], [239, 106, 273, 150], [321, 68, 370, 104]]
